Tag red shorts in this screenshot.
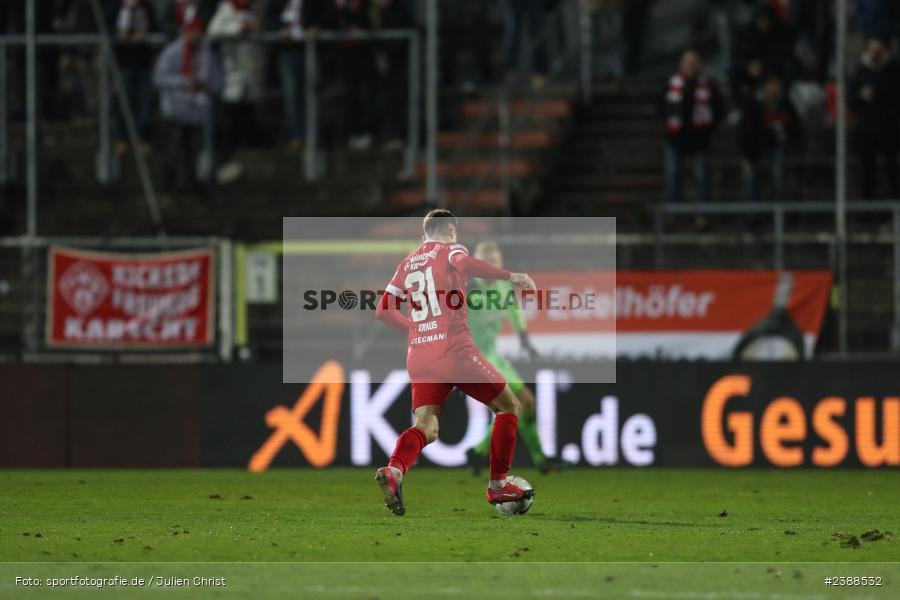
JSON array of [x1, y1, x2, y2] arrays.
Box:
[[408, 344, 507, 410]]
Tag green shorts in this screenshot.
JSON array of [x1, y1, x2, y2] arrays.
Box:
[[483, 351, 525, 395]]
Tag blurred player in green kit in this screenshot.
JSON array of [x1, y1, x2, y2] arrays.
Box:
[[465, 241, 570, 474]]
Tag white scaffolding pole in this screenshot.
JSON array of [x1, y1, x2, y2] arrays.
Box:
[[425, 0, 438, 204], [580, 0, 593, 103], [25, 0, 37, 238], [835, 0, 848, 355]]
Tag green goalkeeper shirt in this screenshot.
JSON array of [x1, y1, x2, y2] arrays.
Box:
[[467, 278, 527, 354]]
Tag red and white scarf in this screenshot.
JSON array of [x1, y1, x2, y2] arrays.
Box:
[[175, 0, 198, 28], [665, 73, 714, 133], [180, 18, 206, 78]]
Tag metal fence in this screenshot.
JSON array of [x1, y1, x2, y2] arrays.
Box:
[[0, 0, 644, 229], [0, 214, 898, 363], [652, 201, 900, 354]]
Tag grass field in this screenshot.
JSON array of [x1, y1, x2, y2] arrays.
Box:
[[2, 468, 898, 598]]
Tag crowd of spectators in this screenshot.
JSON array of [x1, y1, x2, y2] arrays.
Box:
[[0, 0, 582, 194], [1, 0, 417, 189], [2, 1, 899, 203], [1, 1, 571, 180], [662, 0, 900, 203]]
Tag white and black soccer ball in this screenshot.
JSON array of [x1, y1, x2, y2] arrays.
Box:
[[494, 475, 534, 516]]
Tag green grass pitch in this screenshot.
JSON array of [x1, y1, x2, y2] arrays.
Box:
[[1, 468, 898, 598]]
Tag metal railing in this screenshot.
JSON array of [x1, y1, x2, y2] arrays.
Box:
[[653, 201, 900, 354], [0, 209, 898, 363]]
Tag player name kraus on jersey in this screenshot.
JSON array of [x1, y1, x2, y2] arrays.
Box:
[[417, 320, 438, 332]]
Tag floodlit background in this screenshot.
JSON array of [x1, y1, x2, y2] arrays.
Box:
[[0, 0, 898, 357], [0, 4, 898, 588], [0, 0, 896, 465]]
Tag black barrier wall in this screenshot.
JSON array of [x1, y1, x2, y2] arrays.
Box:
[[0, 362, 897, 468]]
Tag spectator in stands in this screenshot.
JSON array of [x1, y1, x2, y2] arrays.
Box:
[[849, 38, 900, 200], [325, 0, 374, 150], [737, 75, 799, 201], [661, 50, 724, 204], [267, 1, 324, 150], [505, 0, 548, 87], [164, 0, 217, 35], [107, 0, 158, 152], [154, 18, 223, 192], [208, 0, 265, 184], [371, 0, 413, 150], [730, 3, 796, 100]]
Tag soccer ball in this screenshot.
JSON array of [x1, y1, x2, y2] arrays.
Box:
[[494, 475, 534, 516]]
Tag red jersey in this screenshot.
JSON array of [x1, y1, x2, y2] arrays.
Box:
[[385, 240, 474, 361]]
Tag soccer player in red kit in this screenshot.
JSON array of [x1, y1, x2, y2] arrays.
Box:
[[374, 209, 537, 516]]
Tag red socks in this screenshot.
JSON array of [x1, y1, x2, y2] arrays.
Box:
[[388, 427, 427, 474], [490, 413, 519, 481], [389, 416, 517, 480]]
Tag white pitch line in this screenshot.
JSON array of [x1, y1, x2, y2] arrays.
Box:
[[296, 584, 882, 600], [298, 584, 468, 596], [629, 589, 836, 600]]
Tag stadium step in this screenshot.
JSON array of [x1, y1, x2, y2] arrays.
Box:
[[458, 99, 572, 121], [550, 190, 650, 206], [414, 158, 538, 180], [387, 88, 575, 215], [549, 174, 663, 193], [437, 129, 557, 151], [389, 189, 507, 211]]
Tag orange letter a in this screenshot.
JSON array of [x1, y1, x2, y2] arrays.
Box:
[[248, 361, 345, 471]]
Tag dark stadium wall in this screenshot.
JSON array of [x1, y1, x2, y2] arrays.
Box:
[[0, 367, 69, 468], [0, 363, 898, 469], [0, 366, 202, 468]]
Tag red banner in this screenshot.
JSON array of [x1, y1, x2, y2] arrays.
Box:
[[47, 247, 215, 348], [519, 270, 831, 333], [498, 270, 833, 360]]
